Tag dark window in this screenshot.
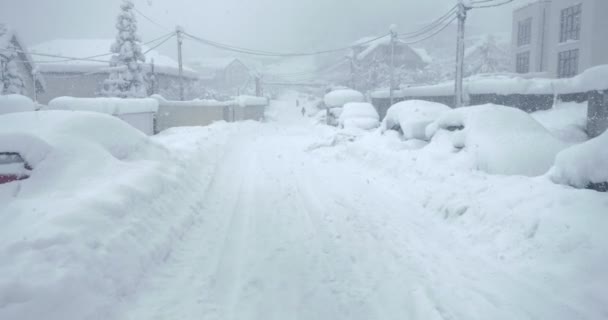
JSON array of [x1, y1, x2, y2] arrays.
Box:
[[517, 18, 532, 46], [516, 51, 530, 73], [560, 4, 582, 42], [557, 49, 579, 78]]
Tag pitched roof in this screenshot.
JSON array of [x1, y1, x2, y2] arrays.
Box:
[[188, 57, 249, 80], [30, 38, 198, 78]]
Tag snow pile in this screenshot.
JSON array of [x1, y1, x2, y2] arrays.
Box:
[[549, 130, 608, 189], [426, 104, 567, 176], [47, 97, 159, 115], [0, 94, 35, 114], [531, 102, 588, 143], [324, 89, 364, 108], [236, 95, 268, 107], [381, 100, 451, 140], [338, 102, 379, 130], [0, 111, 236, 320]]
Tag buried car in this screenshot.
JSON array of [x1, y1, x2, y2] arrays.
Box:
[[425, 104, 568, 176], [0, 152, 32, 184], [338, 102, 380, 130], [381, 100, 452, 140]]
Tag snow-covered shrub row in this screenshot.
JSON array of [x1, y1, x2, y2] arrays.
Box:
[[0, 94, 35, 115], [0, 111, 236, 320], [549, 129, 608, 189], [324, 89, 364, 108], [47, 97, 159, 115], [381, 100, 451, 140], [425, 104, 567, 176], [338, 102, 380, 130]]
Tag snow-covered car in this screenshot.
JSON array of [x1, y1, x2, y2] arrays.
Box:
[[425, 104, 567, 176], [0, 94, 36, 115], [381, 100, 451, 140], [338, 102, 380, 130], [323, 89, 365, 126], [549, 129, 608, 192], [0, 152, 32, 184]]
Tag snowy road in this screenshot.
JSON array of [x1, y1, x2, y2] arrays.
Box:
[[115, 99, 601, 320]]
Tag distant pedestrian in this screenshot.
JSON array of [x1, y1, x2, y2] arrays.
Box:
[[301, 107, 306, 116]]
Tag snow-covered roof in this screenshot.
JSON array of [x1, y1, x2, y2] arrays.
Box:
[[188, 57, 248, 80], [412, 48, 433, 64], [30, 38, 198, 78], [352, 36, 425, 63]]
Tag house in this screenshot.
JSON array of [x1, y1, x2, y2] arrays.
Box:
[[350, 36, 427, 91], [512, 0, 608, 78], [30, 39, 200, 104], [0, 24, 45, 100], [189, 57, 251, 96]]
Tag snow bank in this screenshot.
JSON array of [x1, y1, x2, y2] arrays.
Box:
[[324, 89, 364, 108], [381, 100, 451, 140], [426, 104, 567, 176], [0, 113, 236, 320], [549, 130, 608, 188], [235, 95, 269, 107], [0, 94, 35, 115], [531, 102, 588, 143], [47, 97, 159, 115], [338, 102, 380, 130]]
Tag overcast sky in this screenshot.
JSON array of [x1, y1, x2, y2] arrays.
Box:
[[0, 0, 518, 60]]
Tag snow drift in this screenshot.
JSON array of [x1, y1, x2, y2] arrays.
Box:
[[0, 94, 35, 115], [47, 97, 159, 115], [426, 104, 567, 176], [324, 89, 365, 108]]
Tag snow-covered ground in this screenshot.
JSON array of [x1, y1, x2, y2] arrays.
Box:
[[1, 96, 606, 320]]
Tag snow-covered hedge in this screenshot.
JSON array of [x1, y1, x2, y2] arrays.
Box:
[[549, 129, 608, 189], [0, 94, 35, 115], [324, 89, 364, 108], [381, 100, 451, 140], [47, 97, 159, 115], [426, 104, 567, 176], [338, 102, 379, 130]]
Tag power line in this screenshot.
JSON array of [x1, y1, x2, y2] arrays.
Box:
[[472, 0, 515, 9], [398, 15, 458, 45], [398, 5, 457, 38], [143, 32, 176, 54], [133, 7, 172, 32]]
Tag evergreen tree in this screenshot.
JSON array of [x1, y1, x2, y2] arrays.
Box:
[[102, 0, 147, 98], [465, 35, 511, 76], [1, 44, 26, 95]]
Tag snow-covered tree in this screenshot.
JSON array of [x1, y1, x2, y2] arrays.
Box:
[[465, 35, 511, 77], [0, 44, 26, 95], [102, 0, 147, 98]]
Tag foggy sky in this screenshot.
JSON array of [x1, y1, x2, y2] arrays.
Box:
[[0, 0, 518, 60]]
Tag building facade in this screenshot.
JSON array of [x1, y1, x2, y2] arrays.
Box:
[[512, 0, 608, 78]]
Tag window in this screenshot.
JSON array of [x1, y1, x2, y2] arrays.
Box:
[[516, 52, 530, 73], [560, 4, 582, 42], [517, 18, 532, 46], [557, 49, 579, 78]]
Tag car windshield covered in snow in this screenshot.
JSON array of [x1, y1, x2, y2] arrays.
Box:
[[1, 1, 607, 319]]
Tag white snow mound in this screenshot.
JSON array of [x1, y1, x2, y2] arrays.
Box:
[[549, 129, 608, 188], [339, 102, 380, 130], [0, 94, 35, 115], [324, 89, 364, 108], [426, 104, 567, 176], [382, 100, 451, 140]]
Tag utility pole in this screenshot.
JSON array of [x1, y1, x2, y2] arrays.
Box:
[[349, 55, 356, 90], [255, 76, 262, 97], [389, 24, 397, 106], [176, 26, 184, 101], [454, 0, 469, 108]]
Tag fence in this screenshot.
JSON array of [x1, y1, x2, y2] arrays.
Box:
[[154, 96, 268, 133]]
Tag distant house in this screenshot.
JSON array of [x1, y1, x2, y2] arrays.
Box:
[[350, 36, 427, 91], [30, 39, 200, 103], [189, 58, 251, 96], [0, 24, 45, 100], [512, 0, 608, 78]]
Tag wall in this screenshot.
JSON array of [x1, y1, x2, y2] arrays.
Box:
[[512, 1, 551, 74], [37, 73, 106, 104], [117, 112, 156, 136]]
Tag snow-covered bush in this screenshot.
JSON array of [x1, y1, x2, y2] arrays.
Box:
[[323, 89, 364, 108], [0, 40, 26, 95], [426, 104, 567, 176], [338, 102, 379, 130], [102, 0, 147, 98], [549, 129, 608, 190], [0, 94, 35, 115], [381, 100, 451, 140]]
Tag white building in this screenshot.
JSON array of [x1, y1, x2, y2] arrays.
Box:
[[30, 39, 201, 103], [512, 0, 608, 78]]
